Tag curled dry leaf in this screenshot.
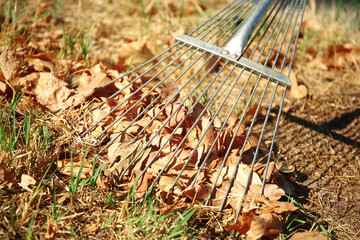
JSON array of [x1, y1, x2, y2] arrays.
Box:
[[0, 50, 17, 79], [227, 210, 255, 234], [77, 64, 119, 96], [228, 195, 298, 239], [25, 53, 55, 72], [0, 164, 17, 189], [107, 138, 151, 181], [56, 157, 93, 179], [275, 158, 295, 173], [288, 71, 307, 99], [84, 224, 100, 233], [249, 184, 285, 201], [320, 43, 360, 68], [45, 221, 56, 239], [19, 174, 36, 192], [160, 81, 181, 102], [0, 81, 8, 96], [246, 212, 282, 240], [10, 72, 39, 93], [34, 72, 95, 111], [255, 196, 298, 214], [34, 72, 72, 111], [107, 139, 143, 168], [228, 210, 282, 240]]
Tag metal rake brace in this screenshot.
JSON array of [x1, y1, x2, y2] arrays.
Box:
[[81, 0, 306, 219]]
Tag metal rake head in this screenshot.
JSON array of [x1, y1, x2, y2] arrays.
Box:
[[79, 0, 306, 218]]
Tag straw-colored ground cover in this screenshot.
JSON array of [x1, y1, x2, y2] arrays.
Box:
[[0, 0, 359, 239]]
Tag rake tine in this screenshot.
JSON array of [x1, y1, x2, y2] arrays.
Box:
[[235, 81, 279, 220], [83, 0, 252, 139], [165, 0, 288, 198], [118, 54, 221, 181], [81, 0, 308, 219], [259, 0, 307, 197], [80, 0, 244, 129], [148, 60, 233, 189], [98, 49, 208, 157], [217, 0, 300, 213], [134, 56, 224, 181], [205, 71, 262, 208], [285, 0, 307, 76], [189, 65, 250, 190], [165, 64, 243, 200], [234, 0, 307, 218], [101, 2, 264, 161]]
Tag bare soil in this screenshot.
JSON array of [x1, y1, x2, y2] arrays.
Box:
[[275, 80, 360, 239]]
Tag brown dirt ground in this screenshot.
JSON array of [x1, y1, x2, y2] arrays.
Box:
[[270, 80, 360, 239], [57, 0, 360, 239]]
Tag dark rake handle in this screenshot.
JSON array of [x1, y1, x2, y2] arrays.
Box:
[[224, 0, 274, 56]]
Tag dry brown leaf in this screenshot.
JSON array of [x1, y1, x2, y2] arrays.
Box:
[[246, 212, 282, 240], [118, 40, 153, 66], [19, 174, 36, 192], [77, 64, 119, 96], [33, 72, 93, 111], [288, 231, 327, 240], [108, 139, 142, 165], [130, 172, 154, 198], [25, 53, 54, 72], [56, 157, 93, 179], [165, 103, 186, 128], [158, 169, 199, 196], [34, 72, 72, 111], [245, 104, 263, 120], [232, 165, 262, 187], [288, 71, 308, 99], [0, 164, 16, 189], [275, 159, 295, 173], [227, 112, 239, 127], [0, 50, 17, 79], [0, 81, 8, 96], [306, 56, 328, 70], [255, 196, 299, 214], [229, 206, 286, 239], [84, 224, 100, 233], [158, 203, 190, 215], [96, 174, 109, 189], [321, 43, 360, 68], [107, 138, 150, 179], [183, 181, 211, 203], [227, 211, 255, 234], [249, 184, 285, 201], [45, 221, 56, 239], [200, 116, 216, 146], [10, 72, 39, 92], [66, 88, 95, 108], [160, 81, 181, 102]]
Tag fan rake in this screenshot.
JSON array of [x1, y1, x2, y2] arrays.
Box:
[[79, 0, 306, 220]]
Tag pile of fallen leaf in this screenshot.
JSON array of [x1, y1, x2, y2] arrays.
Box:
[[0, 45, 301, 239]]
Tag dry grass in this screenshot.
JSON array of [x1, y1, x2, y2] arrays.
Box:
[[0, 0, 359, 239]]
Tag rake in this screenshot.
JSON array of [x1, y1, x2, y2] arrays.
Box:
[[80, 0, 306, 219]]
